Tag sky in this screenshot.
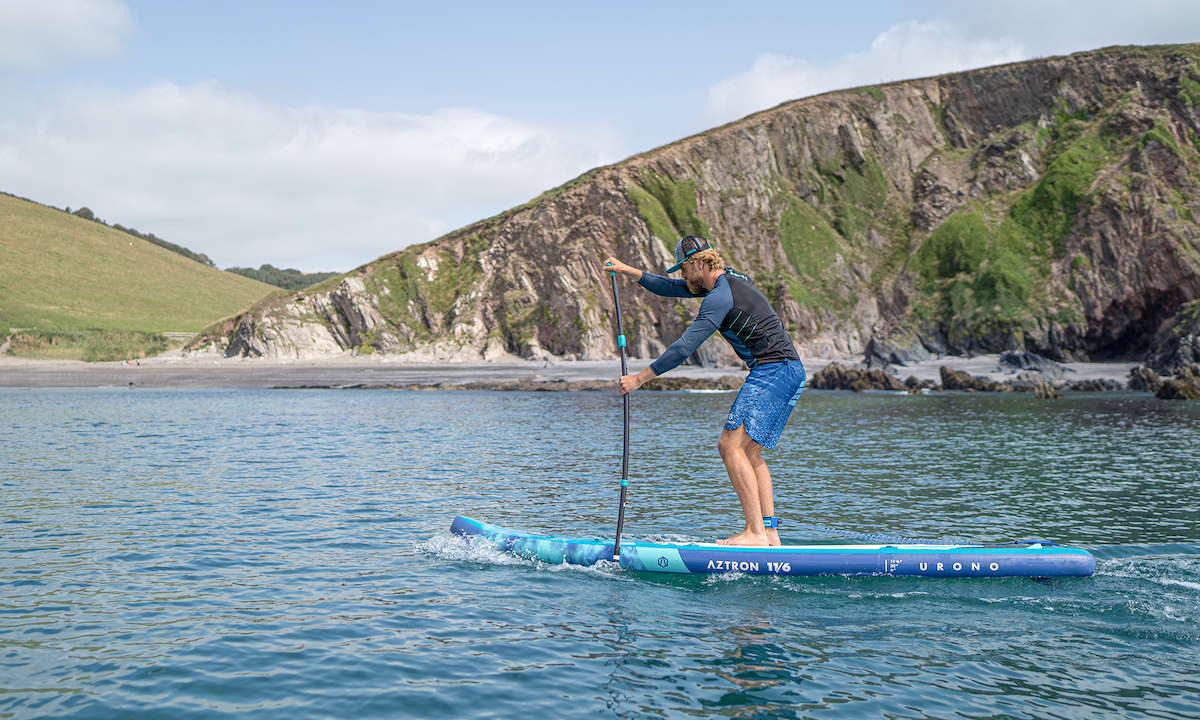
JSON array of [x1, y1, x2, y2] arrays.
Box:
[[2, 1, 1200, 272]]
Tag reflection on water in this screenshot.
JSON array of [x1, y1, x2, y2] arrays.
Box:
[[1, 387, 1198, 719]]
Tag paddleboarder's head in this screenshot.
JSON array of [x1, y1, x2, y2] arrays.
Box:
[[669, 237, 725, 295], [666, 235, 714, 273]]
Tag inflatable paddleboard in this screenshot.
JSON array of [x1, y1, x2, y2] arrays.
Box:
[[450, 516, 1095, 578]]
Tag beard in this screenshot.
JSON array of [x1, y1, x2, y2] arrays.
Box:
[[685, 276, 706, 295]]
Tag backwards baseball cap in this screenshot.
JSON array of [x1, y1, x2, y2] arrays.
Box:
[[666, 235, 713, 273]]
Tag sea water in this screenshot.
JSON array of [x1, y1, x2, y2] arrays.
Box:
[[1, 387, 1198, 719]]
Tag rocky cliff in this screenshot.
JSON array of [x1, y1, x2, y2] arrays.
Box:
[[194, 44, 1200, 367]]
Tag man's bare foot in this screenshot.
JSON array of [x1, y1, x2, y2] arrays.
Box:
[[766, 528, 781, 547], [717, 529, 770, 546]]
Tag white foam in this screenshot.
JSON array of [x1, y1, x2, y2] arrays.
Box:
[[416, 530, 534, 567], [416, 530, 629, 580], [1153, 578, 1200, 592], [703, 571, 748, 584]]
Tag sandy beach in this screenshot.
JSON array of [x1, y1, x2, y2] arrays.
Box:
[[0, 350, 1141, 390]]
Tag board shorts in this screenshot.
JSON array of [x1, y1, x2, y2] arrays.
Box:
[[724, 359, 806, 450]]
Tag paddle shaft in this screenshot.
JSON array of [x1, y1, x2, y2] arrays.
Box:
[[608, 267, 630, 562]]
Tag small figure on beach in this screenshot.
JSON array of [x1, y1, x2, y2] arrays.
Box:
[[604, 235, 806, 546]]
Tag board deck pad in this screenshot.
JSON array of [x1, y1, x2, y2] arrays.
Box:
[[450, 516, 1096, 578]]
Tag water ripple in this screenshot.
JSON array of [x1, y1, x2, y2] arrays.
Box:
[[1, 388, 1197, 719]]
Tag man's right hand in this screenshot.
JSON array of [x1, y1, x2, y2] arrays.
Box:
[[603, 256, 641, 281], [618, 366, 657, 395]]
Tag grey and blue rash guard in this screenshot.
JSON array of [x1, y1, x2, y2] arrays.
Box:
[[639, 267, 800, 376]]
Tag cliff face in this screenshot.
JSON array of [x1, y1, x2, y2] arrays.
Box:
[[198, 44, 1200, 365]]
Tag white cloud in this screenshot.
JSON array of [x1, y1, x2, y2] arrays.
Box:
[[692, 20, 1026, 132], [0, 81, 624, 271], [932, 0, 1200, 55], [0, 0, 134, 73]]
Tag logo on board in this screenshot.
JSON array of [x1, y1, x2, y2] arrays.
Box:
[[657, 556, 669, 567]]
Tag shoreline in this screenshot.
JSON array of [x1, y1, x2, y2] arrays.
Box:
[[0, 350, 1141, 390]]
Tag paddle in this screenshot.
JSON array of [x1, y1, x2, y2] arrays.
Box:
[[607, 262, 630, 562]]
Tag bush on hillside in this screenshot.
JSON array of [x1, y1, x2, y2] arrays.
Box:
[[225, 264, 340, 290]]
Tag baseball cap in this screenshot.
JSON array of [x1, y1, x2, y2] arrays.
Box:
[[666, 235, 713, 273]]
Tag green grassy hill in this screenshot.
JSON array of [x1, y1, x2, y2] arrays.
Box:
[[0, 192, 275, 336]]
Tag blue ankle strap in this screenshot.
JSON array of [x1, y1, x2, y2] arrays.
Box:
[[763, 516, 780, 529]]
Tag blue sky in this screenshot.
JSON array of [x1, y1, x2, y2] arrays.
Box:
[[3, 0, 1200, 271]]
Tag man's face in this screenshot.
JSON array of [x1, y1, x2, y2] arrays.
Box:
[[681, 259, 706, 295]]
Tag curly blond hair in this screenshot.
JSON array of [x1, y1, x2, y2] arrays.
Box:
[[687, 247, 725, 271]]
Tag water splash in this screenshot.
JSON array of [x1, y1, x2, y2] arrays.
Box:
[[416, 530, 628, 579]]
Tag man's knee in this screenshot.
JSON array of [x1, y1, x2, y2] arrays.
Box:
[[718, 426, 749, 459]]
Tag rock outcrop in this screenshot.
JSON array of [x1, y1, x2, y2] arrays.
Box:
[[1157, 377, 1200, 399], [809, 362, 907, 391], [191, 45, 1200, 365], [1149, 299, 1200, 373], [939, 366, 1014, 392], [1034, 381, 1062, 399], [1129, 364, 1165, 392]]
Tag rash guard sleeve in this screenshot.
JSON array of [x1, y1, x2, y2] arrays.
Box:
[[648, 276, 735, 376], [637, 272, 697, 298]]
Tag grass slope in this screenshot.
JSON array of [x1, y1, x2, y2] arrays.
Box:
[[0, 193, 274, 334]]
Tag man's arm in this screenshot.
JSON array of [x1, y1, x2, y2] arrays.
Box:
[[648, 316, 719, 376], [638, 271, 696, 298], [648, 280, 733, 376], [602, 256, 643, 282], [602, 256, 696, 299]]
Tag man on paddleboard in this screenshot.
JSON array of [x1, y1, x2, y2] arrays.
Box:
[[604, 236, 806, 547]]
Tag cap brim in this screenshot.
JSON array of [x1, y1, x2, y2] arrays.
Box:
[[665, 260, 686, 273]]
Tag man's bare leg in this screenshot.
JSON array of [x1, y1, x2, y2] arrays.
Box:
[[716, 426, 771, 546], [745, 444, 780, 546]]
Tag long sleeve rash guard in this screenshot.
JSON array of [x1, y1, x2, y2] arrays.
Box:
[[638, 268, 800, 376]]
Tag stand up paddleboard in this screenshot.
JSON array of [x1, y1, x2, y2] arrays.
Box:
[[452, 264, 1094, 580], [450, 516, 1095, 578]]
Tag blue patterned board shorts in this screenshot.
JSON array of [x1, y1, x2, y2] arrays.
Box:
[[724, 359, 806, 450]]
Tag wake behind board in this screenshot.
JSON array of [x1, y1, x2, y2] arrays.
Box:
[[450, 516, 1095, 578]]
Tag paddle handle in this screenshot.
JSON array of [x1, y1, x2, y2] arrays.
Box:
[[608, 265, 630, 562]]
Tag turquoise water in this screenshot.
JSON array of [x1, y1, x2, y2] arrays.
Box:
[[2, 387, 1198, 719]]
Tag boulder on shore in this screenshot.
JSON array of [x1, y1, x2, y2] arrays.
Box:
[[810, 362, 907, 391], [1034, 381, 1061, 399], [1153, 363, 1200, 400], [903, 375, 937, 394], [998, 351, 1067, 382], [939, 366, 1013, 392], [1066, 378, 1124, 392], [1129, 365, 1163, 393], [1156, 378, 1200, 400]]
